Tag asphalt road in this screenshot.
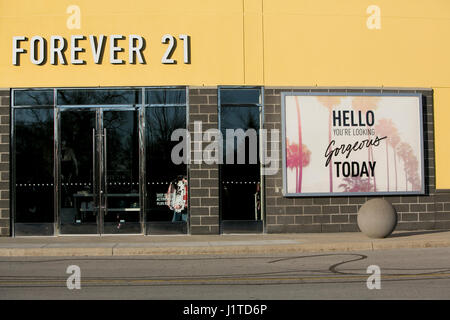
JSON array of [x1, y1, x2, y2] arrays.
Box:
[[0, 247, 449, 300]]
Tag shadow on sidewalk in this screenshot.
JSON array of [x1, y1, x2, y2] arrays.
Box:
[[388, 229, 450, 238]]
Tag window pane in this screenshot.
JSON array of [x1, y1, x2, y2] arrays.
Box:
[[145, 106, 187, 231], [220, 89, 260, 105], [103, 110, 141, 234], [14, 90, 54, 106], [59, 109, 97, 234], [14, 108, 54, 229], [220, 104, 261, 222], [221, 106, 260, 164], [57, 89, 141, 105], [146, 89, 186, 105]]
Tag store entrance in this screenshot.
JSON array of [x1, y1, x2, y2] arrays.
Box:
[[59, 108, 141, 234]]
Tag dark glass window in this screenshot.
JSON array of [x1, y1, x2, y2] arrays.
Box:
[[57, 89, 141, 105], [220, 89, 260, 105], [145, 106, 187, 228], [103, 110, 141, 234], [59, 109, 97, 234], [14, 90, 54, 106], [219, 88, 262, 225], [145, 88, 187, 232], [14, 108, 54, 234], [146, 89, 186, 105]]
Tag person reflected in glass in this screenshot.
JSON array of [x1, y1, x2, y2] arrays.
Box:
[[61, 140, 78, 207], [166, 175, 188, 222]]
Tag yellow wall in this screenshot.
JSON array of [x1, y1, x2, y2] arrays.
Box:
[[434, 88, 450, 189], [0, 0, 245, 86], [263, 0, 450, 87], [2, 0, 450, 87], [1, 0, 450, 188]]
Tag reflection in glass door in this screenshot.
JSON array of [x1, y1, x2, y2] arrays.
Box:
[[220, 105, 262, 232], [103, 109, 140, 234], [59, 108, 141, 234], [219, 88, 264, 233], [59, 109, 97, 234], [13, 88, 188, 236]]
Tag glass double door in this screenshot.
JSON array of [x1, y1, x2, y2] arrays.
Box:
[[59, 108, 141, 234]]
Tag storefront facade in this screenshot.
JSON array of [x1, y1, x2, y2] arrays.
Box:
[[1, 0, 450, 236]]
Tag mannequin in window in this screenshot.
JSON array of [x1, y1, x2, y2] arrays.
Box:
[[166, 175, 188, 222]]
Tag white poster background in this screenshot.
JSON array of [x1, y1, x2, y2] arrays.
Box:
[[283, 94, 424, 196]]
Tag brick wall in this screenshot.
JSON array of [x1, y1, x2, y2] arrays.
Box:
[[264, 88, 450, 233], [0, 90, 9, 236], [188, 88, 220, 234]]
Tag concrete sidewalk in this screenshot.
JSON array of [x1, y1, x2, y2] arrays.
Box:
[[0, 230, 449, 257]]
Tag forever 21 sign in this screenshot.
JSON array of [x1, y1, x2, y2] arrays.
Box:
[[12, 34, 191, 66]]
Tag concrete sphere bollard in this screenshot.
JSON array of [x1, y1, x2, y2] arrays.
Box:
[[357, 199, 397, 238]]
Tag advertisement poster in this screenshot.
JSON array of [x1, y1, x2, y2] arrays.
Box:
[[282, 93, 424, 196]]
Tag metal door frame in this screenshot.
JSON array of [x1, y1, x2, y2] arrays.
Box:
[[11, 86, 188, 237], [56, 106, 143, 235], [217, 86, 265, 234]]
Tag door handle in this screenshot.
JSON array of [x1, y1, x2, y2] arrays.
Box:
[[103, 129, 107, 189], [92, 128, 99, 221], [103, 128, 107, 213], [92, 128, 96, 200]]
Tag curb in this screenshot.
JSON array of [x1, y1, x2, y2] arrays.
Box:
[[0, 247, 113, 257], [0, 239, 449, 257]]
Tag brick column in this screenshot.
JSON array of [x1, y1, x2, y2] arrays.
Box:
[[0, 90, 10, 237], [188, 88, 220, 235], [263, 89, 306, 233]]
